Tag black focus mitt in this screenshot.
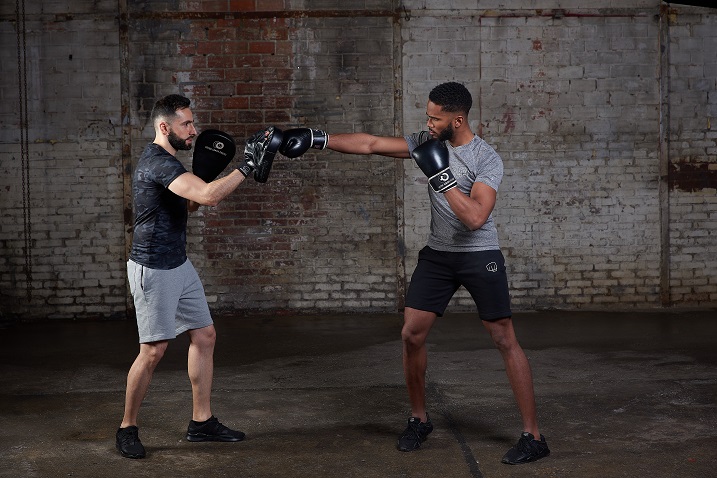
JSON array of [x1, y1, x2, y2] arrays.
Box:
[[240, 126, 284, 183], [192, 129, 236, 182]]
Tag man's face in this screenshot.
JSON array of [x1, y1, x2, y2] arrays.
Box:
[[165, 107, 196, 151], [425, 100, 457, 142]]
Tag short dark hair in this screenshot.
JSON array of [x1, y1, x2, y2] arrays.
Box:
[[151, 94, 191, 123], [428, 82, 472, 115]]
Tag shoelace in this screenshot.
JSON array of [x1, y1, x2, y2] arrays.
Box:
[[193, 418, 230, 435], [516, 435, 539, 453], [120, 432, 139, 446], [213, 422, 230, 433], [401, 421, 424, 441]]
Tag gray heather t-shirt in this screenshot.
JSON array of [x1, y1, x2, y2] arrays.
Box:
[[405, 131, 503, 252]]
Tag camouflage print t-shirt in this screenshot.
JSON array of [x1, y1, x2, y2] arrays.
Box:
[[129, 143, 189, 270]]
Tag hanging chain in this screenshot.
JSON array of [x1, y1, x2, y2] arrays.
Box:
[[16, 0, 31, 302]]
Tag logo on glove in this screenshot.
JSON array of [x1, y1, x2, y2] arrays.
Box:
[[439, 172, 450, 182], [213, 141, 225, 150]]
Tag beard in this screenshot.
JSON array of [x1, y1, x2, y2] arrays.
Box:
[[437, 123, 455, 142], [168, 128, 192, 151]]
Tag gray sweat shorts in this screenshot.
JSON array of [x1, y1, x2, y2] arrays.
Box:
[[127, 259, 213, 343]]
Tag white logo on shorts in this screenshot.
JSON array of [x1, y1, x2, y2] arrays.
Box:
[[486, 262, 498, 273]]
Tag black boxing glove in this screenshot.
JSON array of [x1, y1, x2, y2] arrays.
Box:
[[411, 139, 457, 193], [279, 128, 329, 158]]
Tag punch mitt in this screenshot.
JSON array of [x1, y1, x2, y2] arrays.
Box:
[[242, 126, 283, 183], [192, 129, 236, 182]]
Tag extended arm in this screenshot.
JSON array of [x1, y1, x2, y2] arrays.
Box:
[[327, 133, 411, 158], [278, 127, 411, 159]]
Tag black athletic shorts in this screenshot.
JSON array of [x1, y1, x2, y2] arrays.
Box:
[[405, 246, 512, 321]]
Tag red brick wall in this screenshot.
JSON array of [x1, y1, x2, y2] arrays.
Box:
[[127, 2, 402, 314]]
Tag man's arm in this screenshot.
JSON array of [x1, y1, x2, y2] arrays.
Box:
[[327, 133, 411, 158], [277, 128, 411, 159], [409, 139, 497, 231], [168, 170, 246, 207], [444, 182, 497, 231]]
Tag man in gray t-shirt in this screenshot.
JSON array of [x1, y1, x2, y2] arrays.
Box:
[[281, 82, 549, 465], [405, 130, 503, 252]]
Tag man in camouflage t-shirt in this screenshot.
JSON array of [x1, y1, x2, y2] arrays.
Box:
[[117, 95, 259, 459]]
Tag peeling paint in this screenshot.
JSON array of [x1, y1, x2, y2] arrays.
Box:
[[669, 162, 717, 192]]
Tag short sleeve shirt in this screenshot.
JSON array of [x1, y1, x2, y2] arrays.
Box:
[[129, 143, 189, 269], [405, 131, 504, 252]]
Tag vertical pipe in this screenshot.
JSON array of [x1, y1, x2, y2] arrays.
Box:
[[118, 0, 133, 315], [16, 0, 32, 303], [477, 15, 483, 138], [393, 3, 406, 311], [658, 4, 671, 307]]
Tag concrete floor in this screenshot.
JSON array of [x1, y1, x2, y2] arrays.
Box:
[[0, 310, 715, 478]]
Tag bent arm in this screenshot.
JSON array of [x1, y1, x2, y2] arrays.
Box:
[[444, 181, 497, 231], [328, 133, 411, 158], [168, 170, 246, 208]]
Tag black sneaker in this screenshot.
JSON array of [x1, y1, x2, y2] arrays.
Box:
[[501, 432, 550, 465], [186, 416, 246, 442], [116, 426, 146, 459], [397, 414, 433, 452]]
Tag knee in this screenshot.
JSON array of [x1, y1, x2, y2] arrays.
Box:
[[484, 319, 517, 352], [490, 331, 514, 351], [401, 324, 426, 351], [192, 325, 216, 349], [141, 342, 168, 365], [204, 325, 217, 344], [401, 308, 435, 351]]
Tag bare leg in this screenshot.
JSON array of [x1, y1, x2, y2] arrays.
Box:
[[483, 317, 540, 438], [187, 325, 216, 422], [120, 341, 169, 428], [401, 307, 438, 423]]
